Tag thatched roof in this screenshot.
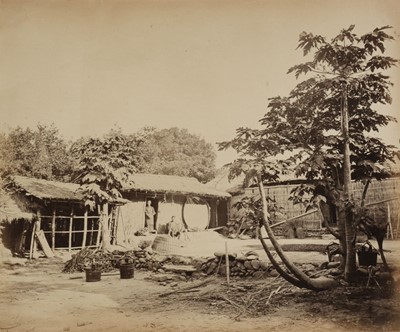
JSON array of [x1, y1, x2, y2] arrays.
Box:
[[10, 175, 82, 202], [7, 174, 231, 203], [123, 174, 231, 198], [206, 166, 245, 194], [0, 191, 34, 221]]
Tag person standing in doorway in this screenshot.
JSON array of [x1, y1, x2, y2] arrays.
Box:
[[145, 200, 156, 231]]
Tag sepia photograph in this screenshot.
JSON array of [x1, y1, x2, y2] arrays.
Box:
[[1, 0, 400, 331]]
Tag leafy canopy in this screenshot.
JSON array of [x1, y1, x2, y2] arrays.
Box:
[[70, 129, 140, 209], [0, 124, 73, 181], [136, 127, 217, 183], [220, 25, 398, 205]]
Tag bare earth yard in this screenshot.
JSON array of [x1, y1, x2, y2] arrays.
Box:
[[1, 238, 400, 332]]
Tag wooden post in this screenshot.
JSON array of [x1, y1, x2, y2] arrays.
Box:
[[29, 222, 36, 260], [51, 208, 56, 252], [32, 210, 41, 258], [68, 207, 73, 252], [82, 208, 88, 249], [225, 241, 230, 286]]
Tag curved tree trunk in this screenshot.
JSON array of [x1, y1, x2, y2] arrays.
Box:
[[257, 174, 338, 291], [258, 229, 307, 288]]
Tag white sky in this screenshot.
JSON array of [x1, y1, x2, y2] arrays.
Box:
[[1, 0, 399, 167]]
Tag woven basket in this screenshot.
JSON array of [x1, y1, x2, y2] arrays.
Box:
[[151, 235, 186, 254]]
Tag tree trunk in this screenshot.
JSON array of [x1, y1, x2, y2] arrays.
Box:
[[257, 174, 337, 291], [341, 79, 357, 282], [100, 203, 111, 251]]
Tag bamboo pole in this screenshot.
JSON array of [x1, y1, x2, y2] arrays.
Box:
[[225, 241, 230, 286], [270, 209, 318, 228], [82, 208, 88, 249], [51, 208, 56, 252], [68, 207, 73, 252], [365, 196, 400, 207], [387, 203, 393, 240]]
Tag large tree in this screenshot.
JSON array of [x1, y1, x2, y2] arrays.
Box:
[[220, 25, 397, 286], [70, 129, 140, 250], [0, 124, 73, 181], [135, 127, 217, 183]]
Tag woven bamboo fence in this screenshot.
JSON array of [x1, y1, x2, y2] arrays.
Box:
[[241, 177, 400, 237]]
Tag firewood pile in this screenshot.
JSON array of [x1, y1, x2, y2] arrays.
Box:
[[62, 247, 192, 274], [62, 248, 117, 273]]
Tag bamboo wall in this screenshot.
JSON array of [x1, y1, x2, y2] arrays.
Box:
[[240, 177, 400, 236]]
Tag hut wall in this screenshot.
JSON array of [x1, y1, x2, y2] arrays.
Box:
[[39, 202, 101, 250]]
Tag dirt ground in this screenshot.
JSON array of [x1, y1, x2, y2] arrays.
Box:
[[1, 239, 400, 332]]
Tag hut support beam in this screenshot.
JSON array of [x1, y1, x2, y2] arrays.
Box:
[[68, 207, 73, 252], [51, 208, 56, 252], [82, 208, 88, 249]]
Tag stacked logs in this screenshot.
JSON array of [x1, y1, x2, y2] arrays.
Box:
[[196, 251, 276, 278]]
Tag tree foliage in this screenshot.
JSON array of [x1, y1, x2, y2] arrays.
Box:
[[0, 124, 74, 181], [136, 127, 217, 183], [70, 129, 140, 209], [219, 25, 398, 284]]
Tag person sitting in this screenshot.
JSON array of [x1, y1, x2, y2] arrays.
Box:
[[167, 216, 187, 239]]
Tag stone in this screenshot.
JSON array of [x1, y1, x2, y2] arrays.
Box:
[[244, 261, 253, 270], [152, 274, 173, 282], [251, 260, 261, 270], [259, 260, 270, 270], [235, 255, 247, 262], [269, 269, 279, 277], [246, 255, 258, 261]]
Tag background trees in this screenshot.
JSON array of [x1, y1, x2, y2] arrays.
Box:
[[0, 125, 217, 184], [220, 26, 398, 284], [135, 127, 217, 183], [0, 124, 74, 181]]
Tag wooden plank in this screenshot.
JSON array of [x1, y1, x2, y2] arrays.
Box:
[[162, 264, 197, 273], [35, 229, 55, 258]]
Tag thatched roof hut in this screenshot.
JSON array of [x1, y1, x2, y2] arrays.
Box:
[[9, 175, 82, 202], [124, 173, 231, 198]]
